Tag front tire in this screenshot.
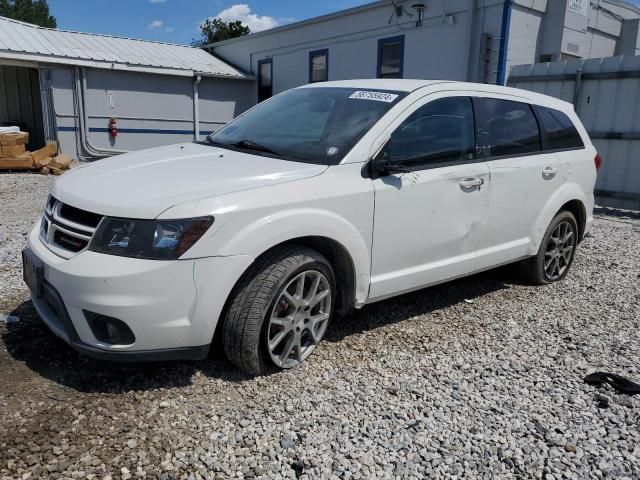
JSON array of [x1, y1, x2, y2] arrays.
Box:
[[523, 210, 578, 285], [222, 245, 335, 375]]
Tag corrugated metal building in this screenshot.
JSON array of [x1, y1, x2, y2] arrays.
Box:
[[206, 0, 640, 103], [0, 16, 254, 160], [509, 55, 640, 210]]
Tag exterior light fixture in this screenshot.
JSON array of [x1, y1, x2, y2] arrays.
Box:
[[412, 3, 426, 27]]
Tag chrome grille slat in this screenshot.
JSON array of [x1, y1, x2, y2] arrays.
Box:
[[40, 196, 103, 259], [51, 206, 95, 235]]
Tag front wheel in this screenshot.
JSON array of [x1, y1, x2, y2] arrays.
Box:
[[222, 245, 335, 375], [522, 210, 578, 285]]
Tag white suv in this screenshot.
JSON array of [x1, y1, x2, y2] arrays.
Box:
[[23, 80, 598, 374]]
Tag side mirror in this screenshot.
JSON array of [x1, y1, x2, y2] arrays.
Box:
[[370, 155, 409, 176]]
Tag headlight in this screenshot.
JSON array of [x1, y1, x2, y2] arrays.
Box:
[[89, 216, 214, 260]]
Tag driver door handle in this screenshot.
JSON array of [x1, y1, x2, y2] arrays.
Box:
[[459, 177, 484, 190], [542, 166, 558, 179]]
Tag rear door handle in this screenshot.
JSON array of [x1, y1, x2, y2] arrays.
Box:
[[542, 166, 558, 179], [459, 177, 484, 190]]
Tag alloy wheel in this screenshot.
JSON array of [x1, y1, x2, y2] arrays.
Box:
[[267, 270, 332, 368], [543, 220, 576, 281]]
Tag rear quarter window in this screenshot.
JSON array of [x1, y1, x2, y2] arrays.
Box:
[[535, 106, 584, 150]]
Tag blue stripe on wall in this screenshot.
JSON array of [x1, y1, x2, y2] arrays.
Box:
[[57, 126, 214, 136], [496, 0, 512, 85]]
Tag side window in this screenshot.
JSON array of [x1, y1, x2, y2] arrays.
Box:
[[309, 49, 329, 83], [535, 106, 584, 150], [258, 58, 273, 102], [474, 98, 541, 158], [381, 97, 475, 165]]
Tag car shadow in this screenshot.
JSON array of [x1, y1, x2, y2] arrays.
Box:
[[2, 266, 518, 394], [325, 266, 515, 342], [2, 301, 251, 394]]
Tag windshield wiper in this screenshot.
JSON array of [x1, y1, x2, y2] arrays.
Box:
[[207, 137, 306, 162], [228, 139, 282, 155]]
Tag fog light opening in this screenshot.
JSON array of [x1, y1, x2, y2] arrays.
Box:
[[84, 310, 135, 345]]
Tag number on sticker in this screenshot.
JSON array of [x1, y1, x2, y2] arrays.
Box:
[[349, 91, 399, 103]]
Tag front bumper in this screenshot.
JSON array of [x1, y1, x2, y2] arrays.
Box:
[[26, 220, 252, 361]]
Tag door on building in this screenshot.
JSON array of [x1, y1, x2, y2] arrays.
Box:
[[0, 65, 46, 151], [369, 94, 491, 300], [257, 58, 273, 103]]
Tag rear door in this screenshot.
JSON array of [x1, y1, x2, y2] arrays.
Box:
[[473, 96, 562, 269]]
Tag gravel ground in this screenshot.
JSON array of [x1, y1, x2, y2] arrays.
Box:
[[1, 172, 639, 479]]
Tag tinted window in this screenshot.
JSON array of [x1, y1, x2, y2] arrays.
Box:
[[381, 97, 475, 165], [474, 98, 541, 157], [309, 49, 328, 83], [209, 87, 407, 165], [536, 106, 584, 150], [378, 36, 404, 79]]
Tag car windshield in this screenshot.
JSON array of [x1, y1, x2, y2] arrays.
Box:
[[207, 87, 407, 165]]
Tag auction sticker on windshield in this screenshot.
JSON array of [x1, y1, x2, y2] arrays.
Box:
[[349, 91, 399, 103]]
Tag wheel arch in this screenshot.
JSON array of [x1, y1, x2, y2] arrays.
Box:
[[531, 183, 589, 253], [210, 235, 359, 351], [559, 199, 587, 242], [229, 236, 357, 317]]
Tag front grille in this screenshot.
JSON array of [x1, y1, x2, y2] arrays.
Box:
[[40, 196, 103, 258], [53, 230, 88, 252], [59, 203, 102, 228]]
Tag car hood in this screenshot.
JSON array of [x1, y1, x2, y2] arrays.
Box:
[[51, 142, 328, 219]]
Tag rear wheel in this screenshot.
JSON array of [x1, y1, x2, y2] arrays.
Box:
[[222, 245, 335, 375], [523, 210, 578, 285]]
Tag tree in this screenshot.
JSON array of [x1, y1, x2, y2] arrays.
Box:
[[0, 0, 57, 28], [192, 18, 249, 47]]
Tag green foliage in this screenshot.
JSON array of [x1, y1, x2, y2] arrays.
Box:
[[192, 18, 249, 47], [0, 0, 57, 28]]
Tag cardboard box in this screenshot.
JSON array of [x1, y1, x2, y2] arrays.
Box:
[[49, 154, 72, 170], [0, 144, 26, 157], [0, 155, 34, 169], [31, 142, 58, 166], [38, 156, 53, 167], [0, 132, 29, 146]]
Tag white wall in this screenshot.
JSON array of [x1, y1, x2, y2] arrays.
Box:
[[212, 0, 508, 98], [50, 67, 254, 159]]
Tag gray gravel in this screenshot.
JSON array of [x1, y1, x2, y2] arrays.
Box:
[[1, 172, 639, 479]]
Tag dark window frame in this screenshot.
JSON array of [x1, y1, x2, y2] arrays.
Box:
[[364, 95, 588, 178], [257, 58, 273, 102], [377, 35, 405, 79], [308, 48, 329, 83]]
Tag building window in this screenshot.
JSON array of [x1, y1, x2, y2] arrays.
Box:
[[309, 49, 329, 83], [377, 35, 404, 79], [258, 58, 273, 102]]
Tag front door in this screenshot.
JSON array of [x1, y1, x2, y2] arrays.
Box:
[[369, 95, 491, 300]]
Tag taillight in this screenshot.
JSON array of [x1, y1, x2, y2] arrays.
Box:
[[594, 153, 602, 171]]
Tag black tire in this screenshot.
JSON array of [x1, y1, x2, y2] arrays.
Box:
[[222, 244, 336, 375], [522, 210, 578, 285]]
